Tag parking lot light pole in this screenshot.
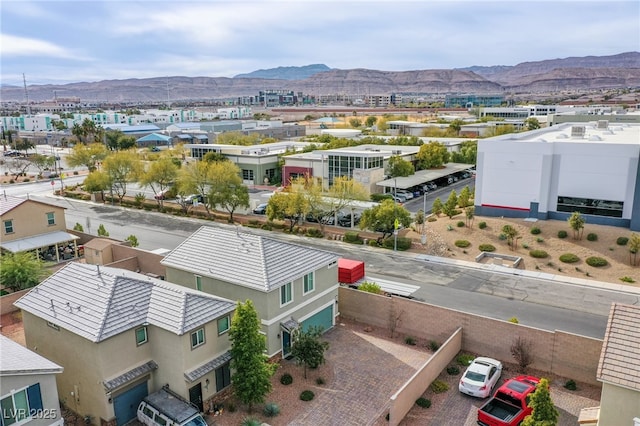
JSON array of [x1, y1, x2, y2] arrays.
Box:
[[421, 191, 427, 244], [394, 178, 398, 251]]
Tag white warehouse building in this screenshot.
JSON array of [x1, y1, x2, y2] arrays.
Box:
[[475, 120, 640, 231]]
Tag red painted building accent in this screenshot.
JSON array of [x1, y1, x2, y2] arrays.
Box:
[[282, 166, 312, 185], [481, 204, 530, 212]]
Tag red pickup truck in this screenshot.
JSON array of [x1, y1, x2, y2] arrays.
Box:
[[477, 375, 540, 426]]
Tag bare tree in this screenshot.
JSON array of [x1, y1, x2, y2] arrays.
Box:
[[510, 336, 534, 372]]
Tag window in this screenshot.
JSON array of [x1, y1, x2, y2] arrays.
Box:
[[280, 282, 292, 306], [1, 384, 43, 426], [153, 414, 167, 426], [242, 169, 254, 181], [135, 326, 148, 345], [46, 321, 60, 331], [3, 220, 13, 234], [303, 272, 314, 294], [217, 316, 230, 335], [46, 212, 55, 226], [191, 328, 205, 349], [195, 275, 202, 291], [556, 196, 623, 218], [215, 363, 231, 392]]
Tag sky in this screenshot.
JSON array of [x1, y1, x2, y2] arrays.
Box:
[[1, 0, 639, 86]]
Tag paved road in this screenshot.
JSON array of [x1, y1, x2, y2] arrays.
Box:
[[17, 194, 638, 339]]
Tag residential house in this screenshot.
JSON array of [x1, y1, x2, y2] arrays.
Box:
[[580, 303, 640, 426], [0, 195, 79, 262], [161, 226, 340, 358], [0, 335, 64, 426], [14, 263, 236, 426]]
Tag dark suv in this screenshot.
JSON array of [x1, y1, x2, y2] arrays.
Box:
[[338, 213, 361, 227]]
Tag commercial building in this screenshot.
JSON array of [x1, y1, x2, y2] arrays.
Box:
[[475, 121, 640, 230]]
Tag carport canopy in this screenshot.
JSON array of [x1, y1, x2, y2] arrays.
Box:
[[1, 231, 79, 253], [377, 162, 472, 190]]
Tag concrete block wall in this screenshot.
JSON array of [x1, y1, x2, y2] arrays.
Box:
[[338, 287, 603, 386]]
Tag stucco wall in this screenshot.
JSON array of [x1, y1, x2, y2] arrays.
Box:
[[598, 383, 640, 426], [0, 373, 62, 426], [388, 328, 462, 426], [1, 288, 30, 314], [1, 202, 67, 242], [338, 287, 603, 386]]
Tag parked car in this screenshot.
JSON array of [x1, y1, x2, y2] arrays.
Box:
[[179, 194, 204, 205], [459, 357, 503, 398], [396, 189, 414, 200], [391, 194, 407, 204], [477, 375, 540, 426], [253, 203, 268, 214], [3, 150, 21, 157], [338, 213, 361, 227], [154, 189, 172, 200]]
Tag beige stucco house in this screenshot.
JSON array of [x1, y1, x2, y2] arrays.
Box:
[[161, 226, 340, 358], [14, 263, 236, 426], [0, 194, 79, 262], [0, 335, 64, 426], [579, 303, 640, 426]]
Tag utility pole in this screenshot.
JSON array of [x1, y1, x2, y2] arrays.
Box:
[[421, 191, 427, 244], [393, 178, 398, 251], [23, 73, 31, 115]]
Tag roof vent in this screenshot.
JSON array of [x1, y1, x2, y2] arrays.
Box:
[[571, 126, 586, 138], [556, 134, 568, 139], [589, 135, 602, 141], [597, 120, 609, 129]]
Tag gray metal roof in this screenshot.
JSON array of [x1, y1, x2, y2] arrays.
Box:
[[14, 263, 236, 343], [184, 351, 231, 382], [1, 230, 79, 253], [103, 360, 158, 391], [161, 226, 339, 292], [377, 162, 473, 189], [0, 335, 63, 375]]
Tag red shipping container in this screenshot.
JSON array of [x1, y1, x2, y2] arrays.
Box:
[[338, 258, 365, 284]]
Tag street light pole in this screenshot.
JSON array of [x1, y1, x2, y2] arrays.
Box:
[[421, 191, 427, 244], [393, 178, 398, 251]]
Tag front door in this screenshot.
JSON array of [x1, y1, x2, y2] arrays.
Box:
[[189, 383, 203, 412], [282, 329, 292, 359], [529, 201, 539, 219]]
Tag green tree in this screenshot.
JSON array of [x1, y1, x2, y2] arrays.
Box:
[[0, 252, 49, 292], [465, 206, 475, 228], [291, 326, 329, 379], [207, 161, 250, 223], [457, 186, 472, 208], [73, 223, 84, 232], [97, 224, 110, 237], [448, 119, 464, 136], [432, 197, 443, 216], [358, 281, 382, 294], [502, 224, 520, 250], [14, 138, 34, 155], [521, 378, 558, 426], [267, 191, 308, 232], [415, 209, 425, 235], [525, 117, 541, 131], [202, 151, 228, 163], [365, 116, 377, 127], [30, 154, 55, 175], [104, 129, 137, 151], [442, 190, 458, 219], [177, 161, 214, 215], [349, 118, 362, 128], [629, 233, 640, 266], [102, 150, 143, 202], [567, 212, 585, 240], [83, 170, 112, 197], [139, 157, 179, 207], [416, 141, 450, 169], [66, 143, 108, 172], [125, 235, 139, 247], [359, 199, 411, 241], [387, 155, 415, 178], [229, 300, 276, 413]]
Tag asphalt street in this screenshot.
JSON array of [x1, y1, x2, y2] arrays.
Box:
[[15, 192, 638, 340]]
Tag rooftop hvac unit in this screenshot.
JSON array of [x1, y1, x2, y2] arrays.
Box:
[[392, 150, 402, 155], [597, 120, 609, 129], [570, 126, 586, 138]]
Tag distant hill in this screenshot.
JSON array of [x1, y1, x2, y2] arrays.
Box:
[[234, 64, 331, 80], [1, 52, 638, 103]]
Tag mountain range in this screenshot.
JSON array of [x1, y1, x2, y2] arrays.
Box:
[[1, 52, 638, 104]]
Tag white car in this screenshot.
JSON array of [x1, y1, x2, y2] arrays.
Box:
[[458, 357, 503, 398]]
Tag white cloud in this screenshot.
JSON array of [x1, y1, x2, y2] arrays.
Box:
[[1, 34, 84, 59]]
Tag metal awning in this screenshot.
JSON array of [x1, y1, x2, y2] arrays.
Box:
[[103, 360, 158, 392], [1, 231, 80, 253], [281, 318, 299, 332], [184, 351, 231, 382]]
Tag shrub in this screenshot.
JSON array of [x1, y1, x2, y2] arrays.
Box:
[[300, 390, 315, 401], [405, 336, 416, 346], [564, 379, 577, 391], [586, 233, 598, 241], [508, 317, 519, 324], [343, 231, 363, 244], [23, 178, 30, 182], [559, 253, 580, 263], [371, 193, 393, 202], [263, 403, 280, 417], [530, 227, 541, 235], [368, 239, 379, 247], [382, 237, 412, 251], [529, 249, 549, 259], [620, 276, 635, 283], [316, 377, 325, 385], [446, 365, 460, 375], [586, 256, 608, 267], [454, 240, 471, 248], [536, 237, 544, 243], [478, 221, 487, 229], [456, 221, 465, 227], [428, 340, 440, 351], [227, 403, 236, 413], [73, 171, 79, 175], [359, 281, 382, 294], [427, 216, 437, 222], [456, 354, 475, 366], [261, 223, 273, 231], [616, 236, 629, 246], [416, 397, 432, 408], [430, 380, 449, 393], [558, 230, 568, 239], [73, 222, 84, 232], [479, 244, 496, 252], [280, 373, 293, 385], [498, 233, 507, 241], [511, 336, 533, 372], [522, 243, 529, 249], [305, 228, 323, 238], [241, 418, 261, 426]]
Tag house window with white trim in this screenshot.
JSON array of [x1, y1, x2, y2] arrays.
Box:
[[46, 212, 55, 226], [0, 383, 43, 425], [195, 275, 202, 291], [191, 328, 205, 349], [280, 282, 292, 306], [217, 316, 230, 335], [3, 220, 13, 234], [135, 326, 148, 346], [303, 272, 314, 294]]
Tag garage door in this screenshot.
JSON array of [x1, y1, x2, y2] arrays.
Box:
[[301, 304, 333, 333], [113, 381, 148, 426]]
